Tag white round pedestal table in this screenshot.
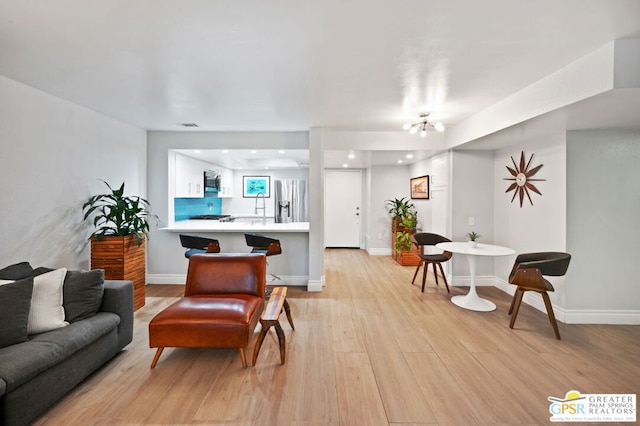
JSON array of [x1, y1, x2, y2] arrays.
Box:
[[435, 242, 516, 312]]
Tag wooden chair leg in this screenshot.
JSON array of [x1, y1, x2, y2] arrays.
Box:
[[421, 261, 428, 292], [283, 299, 295, 330], [252, 323, 270, 366], [274, 322, 286, 364], [437, 262, 450, 293], [508, 288, 519, 315], [239, 347, 248, 368], [509, 289, 525, 329], [542, 292, 561, 340], [411, 262, 422, 284], [432, 262, 439, 285], [150, 347, 164, 369]]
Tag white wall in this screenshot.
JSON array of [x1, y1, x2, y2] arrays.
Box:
[[367, 165, 411, 253], [0, 75, 146, 270], [450, 150, 495, 277], [566, 129, 640, 318], [409, 158, 433, 233], [493, 133, 567, 307]]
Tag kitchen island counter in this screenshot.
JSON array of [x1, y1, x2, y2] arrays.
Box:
[[161, 220, 310, 233]]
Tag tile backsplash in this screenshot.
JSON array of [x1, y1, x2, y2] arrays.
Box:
[[174, 197, 222, 221]]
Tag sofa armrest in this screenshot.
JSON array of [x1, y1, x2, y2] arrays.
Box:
[[100, 280, 134, 349]]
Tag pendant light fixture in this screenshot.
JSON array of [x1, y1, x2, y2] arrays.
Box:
[[403, 113, 445, 137]]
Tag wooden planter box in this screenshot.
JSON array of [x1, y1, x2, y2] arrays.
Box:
[[391, 219, 420, 266], [91, 235, 146, 310]]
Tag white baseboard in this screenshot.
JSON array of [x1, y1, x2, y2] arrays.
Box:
[[307, 276, 324, 292], [493, 277, 640, 325], [448, 274, 496, 287], [146, 274, 185, 285], [147, 274, 309, 287]]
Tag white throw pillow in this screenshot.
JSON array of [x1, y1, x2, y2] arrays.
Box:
[[28, 268, 69, 334]]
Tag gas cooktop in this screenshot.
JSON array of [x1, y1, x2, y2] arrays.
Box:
[[190, 214, 231, 220]]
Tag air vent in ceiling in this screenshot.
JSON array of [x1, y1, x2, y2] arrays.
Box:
[[180, 123, 198, 127]]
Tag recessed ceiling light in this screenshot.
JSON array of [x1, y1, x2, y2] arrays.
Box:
[[406, 154, 413, 159], [193, 150, 200, 153], [397, 160, 403, 164], [250, 150, 257, 154], [278, 150, 285, 154], [348, 153, 355, 159], [342, 163, 349, 168], [179, 123, 198, 127], [222, 149, 229, 154]]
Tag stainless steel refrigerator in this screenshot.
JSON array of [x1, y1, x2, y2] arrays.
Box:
[[274, 179, 308, 223]]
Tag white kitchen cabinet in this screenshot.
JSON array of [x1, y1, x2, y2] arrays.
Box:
[[217, 166, 234, 198], [175, 153, 204, 198]]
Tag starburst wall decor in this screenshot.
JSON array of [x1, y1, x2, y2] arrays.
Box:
[[504, 151, 545, 207]]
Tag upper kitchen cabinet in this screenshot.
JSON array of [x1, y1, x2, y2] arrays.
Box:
[[218, 166, 234, 198], [175, 153, 205, 198]]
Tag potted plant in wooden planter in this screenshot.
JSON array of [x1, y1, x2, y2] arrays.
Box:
[[385, 197, 420, 266], [82, 181, 157, 310]]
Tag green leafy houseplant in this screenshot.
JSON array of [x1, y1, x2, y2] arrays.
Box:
[[386, 197, 419, 255], [466, 231, 480, 241], [82, 181, 156, 245], [385, 197, 416, 222], [395, 213, 418, 252]]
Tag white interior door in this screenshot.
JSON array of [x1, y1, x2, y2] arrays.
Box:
[[431, 187, 449, 237], [324, 170, 362, 247]]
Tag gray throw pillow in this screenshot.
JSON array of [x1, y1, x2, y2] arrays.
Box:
[[0, 262, 33, 280], [0, 277, 34, 348], [63, 269, 105, 322]]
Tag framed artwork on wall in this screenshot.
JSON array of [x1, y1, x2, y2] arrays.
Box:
[[410, 175, 430, 199], [242, 176, 271, 198]]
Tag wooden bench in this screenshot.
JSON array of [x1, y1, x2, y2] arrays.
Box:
[[252, 287, 295, 365]]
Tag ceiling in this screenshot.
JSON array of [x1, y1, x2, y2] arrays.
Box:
[[2, 1, 640, 167]]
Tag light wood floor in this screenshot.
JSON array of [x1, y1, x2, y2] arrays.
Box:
[[35, 249, 640, 425]]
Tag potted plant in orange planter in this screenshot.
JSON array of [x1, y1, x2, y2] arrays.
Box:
[[385, 197, 420, 266], [82, 181, 157, 310]]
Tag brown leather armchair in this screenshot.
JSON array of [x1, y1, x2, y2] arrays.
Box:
[[148, 253, 266, 368]]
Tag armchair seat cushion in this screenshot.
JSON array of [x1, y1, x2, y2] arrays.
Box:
[[149, 295, 264, 349]]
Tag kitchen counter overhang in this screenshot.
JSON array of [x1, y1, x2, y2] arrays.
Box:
[[161, 220, 310, 233]]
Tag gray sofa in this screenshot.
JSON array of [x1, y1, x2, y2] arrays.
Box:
[[0, 263, 134, 426]]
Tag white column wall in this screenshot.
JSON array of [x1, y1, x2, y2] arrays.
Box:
[[566, 129, 640, 318], [493, 133, 567, 308]]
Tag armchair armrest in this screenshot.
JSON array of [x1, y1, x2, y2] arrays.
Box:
[[100, 280, 134, 349]]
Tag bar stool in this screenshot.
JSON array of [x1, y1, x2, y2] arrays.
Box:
[[244, 233, 281, 281], [179, 234, 221, 258]]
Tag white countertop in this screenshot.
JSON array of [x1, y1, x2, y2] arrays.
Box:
[[161, 219, 310, 233]]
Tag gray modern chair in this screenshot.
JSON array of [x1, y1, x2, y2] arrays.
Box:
[[508, 252, 571, 339], [410, 233, 452, 293]]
